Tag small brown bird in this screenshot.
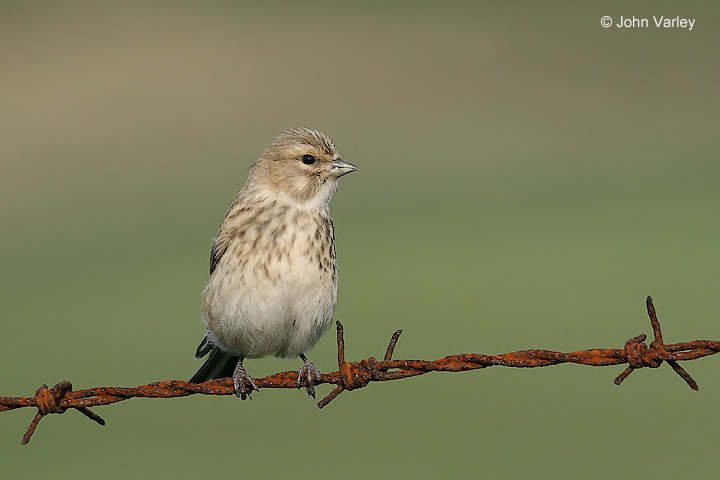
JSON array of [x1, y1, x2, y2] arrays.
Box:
[[190, 128, 356, 398]]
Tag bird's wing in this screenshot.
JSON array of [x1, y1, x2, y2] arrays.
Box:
[[209, 235, 229, 275], [209, 195, 246, 275], [195, 334, 214, 359]]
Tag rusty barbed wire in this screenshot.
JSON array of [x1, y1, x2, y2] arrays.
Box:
[[2, 296, 719, 445]]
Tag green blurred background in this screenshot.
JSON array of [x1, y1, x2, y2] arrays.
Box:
[[1, 1, 718, 477]]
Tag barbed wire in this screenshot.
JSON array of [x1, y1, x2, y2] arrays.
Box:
[[2, 296, 718, 445]]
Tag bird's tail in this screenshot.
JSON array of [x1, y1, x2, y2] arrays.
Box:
[[190, 347, 240, 383]]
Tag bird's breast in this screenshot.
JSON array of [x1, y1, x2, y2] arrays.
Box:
[[201, 205, 338, 357]]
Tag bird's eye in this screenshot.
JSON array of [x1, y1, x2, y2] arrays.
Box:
[[302, 154, 316, 165]]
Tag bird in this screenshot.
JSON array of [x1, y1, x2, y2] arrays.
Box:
[[190, 127, 356, 399]]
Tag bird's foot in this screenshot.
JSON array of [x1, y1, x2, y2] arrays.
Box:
[[233, 361, 259, 400], [297, 356, 322, 398]]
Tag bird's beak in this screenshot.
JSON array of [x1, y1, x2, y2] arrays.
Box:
[[329, 158, 357, 178]]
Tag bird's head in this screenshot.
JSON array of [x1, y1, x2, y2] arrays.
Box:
[[251, 128, 357, 208]]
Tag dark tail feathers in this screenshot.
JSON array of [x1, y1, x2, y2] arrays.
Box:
[[190, 347, 239, 383]]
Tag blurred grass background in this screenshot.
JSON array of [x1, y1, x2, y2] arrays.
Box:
[[1, 1, 719, 477]]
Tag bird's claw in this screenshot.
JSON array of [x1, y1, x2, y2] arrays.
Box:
[[297, 359, 322, 398], [233, 363, 259, 400]]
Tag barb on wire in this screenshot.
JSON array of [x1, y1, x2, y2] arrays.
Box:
[[2, 296, 718, 444]]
